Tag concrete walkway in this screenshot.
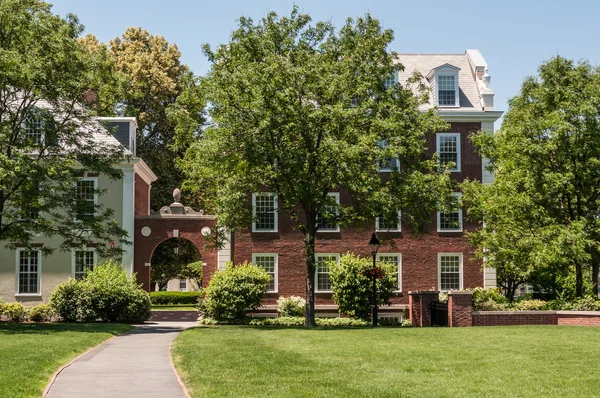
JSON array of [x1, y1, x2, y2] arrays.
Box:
[[45, 321, 196, 398]]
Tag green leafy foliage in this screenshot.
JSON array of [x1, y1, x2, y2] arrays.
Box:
[[276, 296, 306, 317], [2, 302, 27, 323], [28, 303, 55, 322], [511, 300, 548, 311], [150, 291, 203, 305], [329, 253, 397, 320], [181, 8, 452, 325], [150, 238, 201, 290], [464, 56, 600, 299], [198, 262, 270, 320], [50, 260, 151, 323], [0, 0, 128, 256], [471, 287, 510, 311]]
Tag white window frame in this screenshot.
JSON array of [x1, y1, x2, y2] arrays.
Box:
[[377, 140, 400, 172], [436, 133, 461, 172], [22, 108, 47, 146], [179, 279, 187, 292], [438, 252, 463, 291], [383, 72, 398, 90], [252, 253, 278, 293], [377, 253, 402, 292], [75, 177, 98, 222], [437, 192, 463, 232], [251, 193, 278, 232], [315, 253, 339, 293], [15, 248, 42, 296], [375, 211, 401, 232], [317, 192, 340, 233], [436, 71, 459, 107], [71, 248, 97, 279]]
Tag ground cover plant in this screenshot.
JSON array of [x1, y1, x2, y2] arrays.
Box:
[[173, 326, 600, 397], [0, 323, 131, 397], [150, 291, 202, 305]]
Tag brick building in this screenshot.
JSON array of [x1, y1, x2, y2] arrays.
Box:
[[227, 50, 503, 316]]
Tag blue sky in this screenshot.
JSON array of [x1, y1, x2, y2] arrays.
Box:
[[51, 0, 600, 127]]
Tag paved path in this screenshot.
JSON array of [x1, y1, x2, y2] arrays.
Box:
[[45, 321, 196, 398]]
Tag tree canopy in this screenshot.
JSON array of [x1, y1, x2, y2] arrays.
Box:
[[0, 0, 127, 256], [463, 56, 600, 299], [81, 28, 206, 210], [180, 8, 453, 325]]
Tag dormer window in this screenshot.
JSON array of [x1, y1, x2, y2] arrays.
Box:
[[427, 64, 460, 107]]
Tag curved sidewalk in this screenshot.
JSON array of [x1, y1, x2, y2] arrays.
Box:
[[45, 320, 196, 398]]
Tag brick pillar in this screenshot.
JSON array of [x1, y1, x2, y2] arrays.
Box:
[[448, 291, 473, 327], [409, 291, 439, 327]]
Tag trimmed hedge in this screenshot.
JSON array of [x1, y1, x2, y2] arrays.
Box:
[[150, 291, 203, 305]]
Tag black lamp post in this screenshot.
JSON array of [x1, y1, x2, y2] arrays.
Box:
[[369, 233, 381, 326]]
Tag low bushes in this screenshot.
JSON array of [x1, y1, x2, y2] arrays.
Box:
[[150, 291, 203, 305], [50, 260, 151, 323], [198, 262, 270, 320], [28, 303, 55, 322], [3, 302, 27, 323], [472, 287, 600, 312], [276, 296, 305, 317]]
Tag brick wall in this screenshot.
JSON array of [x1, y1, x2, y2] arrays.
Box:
[[472, 311, 558, 326], [134, 174, 150, 216], [409, 291, 439, 327], [448, 291, 473, 327]]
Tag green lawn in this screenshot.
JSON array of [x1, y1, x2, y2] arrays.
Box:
[[172, 326, 600, 397], [0, 323, 132, 398]]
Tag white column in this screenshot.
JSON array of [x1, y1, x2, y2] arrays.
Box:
[[122, 168, 135, 275], [481, 121, 495, 185], [217, 229, 232, 270]]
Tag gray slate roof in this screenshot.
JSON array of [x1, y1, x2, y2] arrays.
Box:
[[395, 53, 482, 111]]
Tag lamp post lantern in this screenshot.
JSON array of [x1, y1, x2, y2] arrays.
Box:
[[369, 233, 381, 326]]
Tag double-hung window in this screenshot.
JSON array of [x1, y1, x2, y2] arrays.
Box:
[[378, 140, 399, 172], [317, 192, 340, 232], [436, 133, 461, 172], [376, 211, 401, 232], [252, 253, 278, 293], [23, 110, 45, 145], [20, 180, 41, 220], [252, 193, 277, 232], [179, 279, 187, 292], [76, 178, 97, 222], [377, 253, 402, 291], [438, 253, 463, 291], [17, 249, 41, 295], [315, 253, 339, 292], [73, 249, 96, 279], [437, 75, 457, 106], [437, 193, 462, 232]]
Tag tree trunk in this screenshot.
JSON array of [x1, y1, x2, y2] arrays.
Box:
[[591, 248, 600, 296], [304, 230, 317, 327], [575, 261, 583, 298]]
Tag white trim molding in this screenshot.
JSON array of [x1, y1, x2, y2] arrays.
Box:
[[122, 167, 135, 275], [438, 252, 463, 291], [15, 248, 42, 297], [252, 192, 278, 232], [377, 253, 402, 292], [71, 247, 97, 279], [252, 253, 279, 293], [375, 211, 401, 232], [315, 253, 340, 293], [437, 192, 463, 232], [436, 132, 461, 172]]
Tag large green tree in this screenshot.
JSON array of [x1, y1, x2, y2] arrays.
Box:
[[464, 56, 600, 298], [180, 9, 452, 326], [81, 29, 206, 210], [0, 0, 127, 256]]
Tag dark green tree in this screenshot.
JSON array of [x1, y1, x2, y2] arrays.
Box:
[[464, 56, 600, 298], [0, 0, 127, 256], [150, 238, 201, 290], [180, 9, 452, 326]]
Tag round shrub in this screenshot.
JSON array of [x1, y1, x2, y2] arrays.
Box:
[[329, 253, 397, 321], [50, 260, 151, 323], [3, 302, 27, 323], [29, 303, 55, 323], [276, 296, 306, 317], [199, 262, 270, 320], [50, 278, 95, 322], [571, 296, 600, 311]]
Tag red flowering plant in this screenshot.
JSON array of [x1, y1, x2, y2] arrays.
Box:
[[362, 266, 386, 279]]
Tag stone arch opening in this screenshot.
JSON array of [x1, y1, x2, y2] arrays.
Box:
[[149, 237, 201, 291]]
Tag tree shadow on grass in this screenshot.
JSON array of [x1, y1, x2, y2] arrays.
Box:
[[0, 323, 132, 335]]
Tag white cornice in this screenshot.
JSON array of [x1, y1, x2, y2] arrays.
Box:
[[437, 110, 503, 123], [133, 159, 158, 185]]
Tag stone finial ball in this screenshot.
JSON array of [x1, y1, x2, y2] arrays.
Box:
[[173, 188, 181, 203]]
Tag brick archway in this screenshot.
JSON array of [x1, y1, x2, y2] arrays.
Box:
[[134, 214, 218, 292]]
